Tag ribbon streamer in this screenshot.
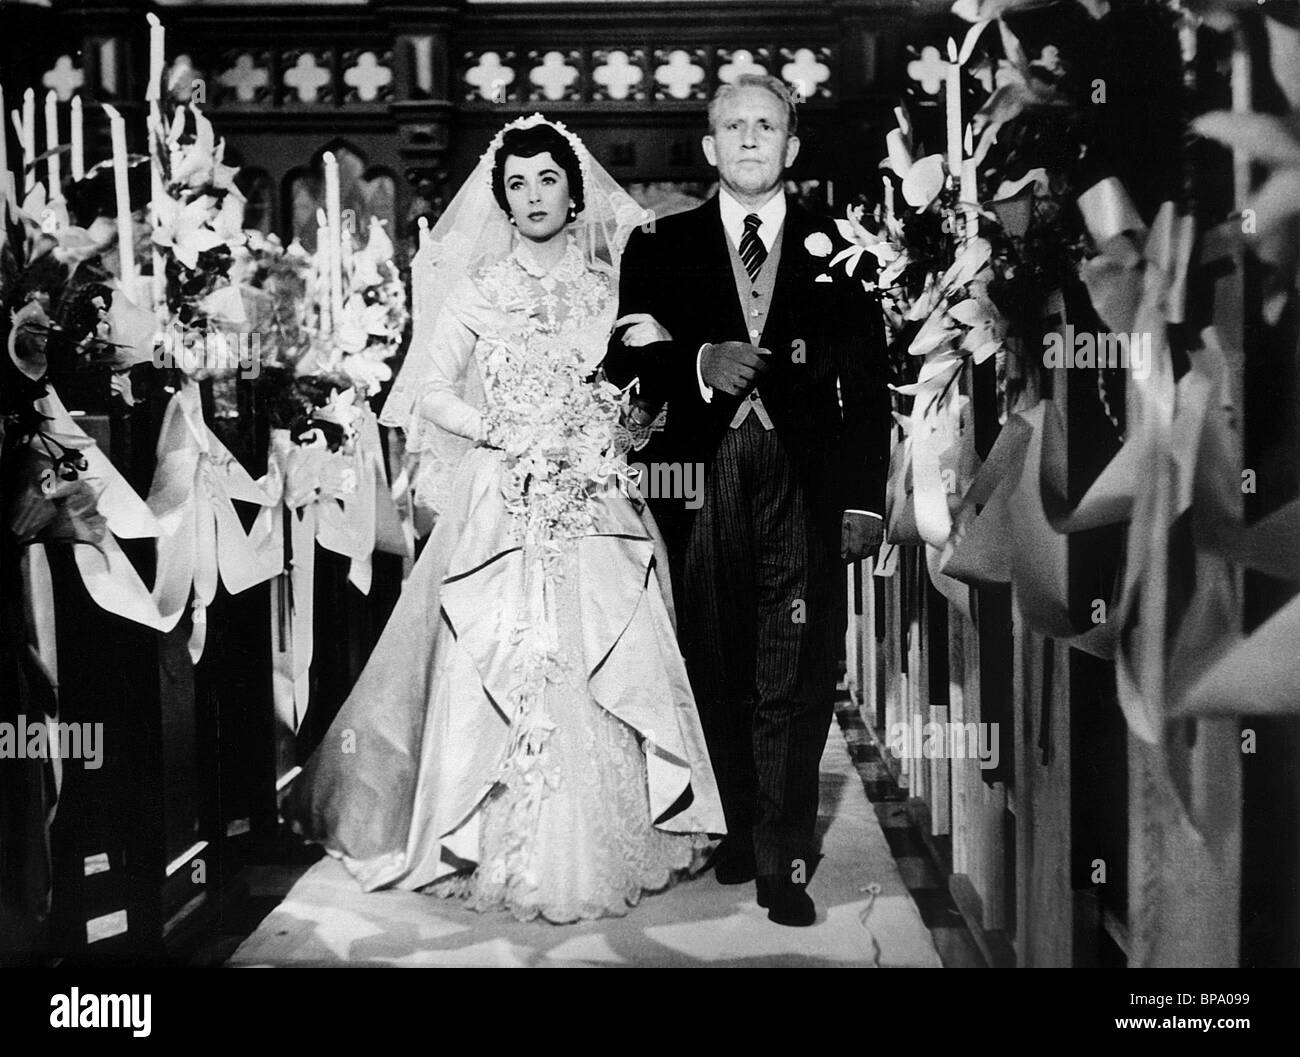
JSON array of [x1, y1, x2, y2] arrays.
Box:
[[147, 383, 281, 662], [260, 409, 411, 733], [23, 388, 166, 631]]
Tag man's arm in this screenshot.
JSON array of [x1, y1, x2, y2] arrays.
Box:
[[603, 223, 711, 408], [603, 226, 655, 390]]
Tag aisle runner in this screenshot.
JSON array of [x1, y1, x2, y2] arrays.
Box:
[[228, 723, 941, 967]]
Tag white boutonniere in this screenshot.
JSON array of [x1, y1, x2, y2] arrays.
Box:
[[804, 231, 834, 258]]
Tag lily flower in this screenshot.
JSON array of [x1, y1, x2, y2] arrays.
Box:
[[152, 192, 224, 269], [831, 204, 886, 277]]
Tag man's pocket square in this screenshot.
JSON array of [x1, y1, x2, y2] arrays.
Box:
[[814, 273, 833, 283]]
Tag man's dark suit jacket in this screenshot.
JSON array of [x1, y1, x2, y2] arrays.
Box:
[[604, 193, 891, 546]]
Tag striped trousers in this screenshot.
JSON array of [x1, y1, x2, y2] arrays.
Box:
[[678, 415, 844, 878]]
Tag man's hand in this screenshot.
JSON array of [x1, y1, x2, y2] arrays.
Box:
[[615, 313, 673, 348], [841, 512, 884, 562], [700, 341, 770, 396]]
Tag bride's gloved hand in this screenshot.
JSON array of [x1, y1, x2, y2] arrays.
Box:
[[615, 313, 672, 347], [474, 415, 504, 451]]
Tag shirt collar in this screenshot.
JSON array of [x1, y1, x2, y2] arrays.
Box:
[[718, 187, 787, 248]]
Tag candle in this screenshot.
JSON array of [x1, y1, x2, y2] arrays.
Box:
[[70, 96, 84, 181], [882, 175, 895, 226], [148, 99, 166, 312], [22, 88, 36, 193], [146, 13, 166, 103], [1231, 30, 1251, 211], [316, 207, 332, 334], [961, 125, 977, 239], [945, 38, 962, 189], [0, 85, 10, 210], [323, 151, 343, 336], [102, 103, 138, 293], [44, 90, 61, 199]]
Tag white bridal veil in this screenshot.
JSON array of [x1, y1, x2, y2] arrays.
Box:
[[381, 113, 655, 513]]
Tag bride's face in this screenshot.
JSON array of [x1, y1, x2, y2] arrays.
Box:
[[503, 152, 571, 243]]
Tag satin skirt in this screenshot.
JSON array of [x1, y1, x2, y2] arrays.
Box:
[[285, 447, 726, 923]]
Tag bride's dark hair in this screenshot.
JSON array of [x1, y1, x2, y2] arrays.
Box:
[[490, 123, 586, 217]]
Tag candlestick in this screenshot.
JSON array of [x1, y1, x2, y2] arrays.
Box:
[[148, 99, 167, 313], [961, 125, 977, 240], [323, 152, 343, 338], [316, 207, 332, 335], [1230, 30, 1251, 211], [0, 85, 10, 211], [44, 90, 61, 200], [22, 88, 36, 193], [70, 96, 84, 181], [102, 103, 139, 294], [945, 38, 962, 188], [146, 13, 166, 103]]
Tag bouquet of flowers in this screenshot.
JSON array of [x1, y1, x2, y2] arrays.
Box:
[[333, 216, 409, 398], [149, 101, 247, 332], [229, 231, 313, 370], [253, 215, 408, 454], [479, 332, 632, 559], [1, 192, 152, 546]]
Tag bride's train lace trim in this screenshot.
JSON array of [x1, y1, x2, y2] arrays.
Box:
[[425, 830, 712, 925]]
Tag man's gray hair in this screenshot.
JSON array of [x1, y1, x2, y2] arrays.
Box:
[[707, 74, 798, 136]]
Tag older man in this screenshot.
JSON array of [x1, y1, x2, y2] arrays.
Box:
[[605, 74, 890, 926]]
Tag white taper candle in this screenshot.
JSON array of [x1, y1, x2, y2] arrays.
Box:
[[147, 13, 166, 103], [945, 38, 962, 188], [70, 96, 84, 181], [44, 90, 61, 200], [22, 88, 36, 193], [102, 103, 139, 292]]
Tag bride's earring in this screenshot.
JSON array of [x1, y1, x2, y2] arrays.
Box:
[[566, 203, 577, 223], [508, 214, 518, 226]]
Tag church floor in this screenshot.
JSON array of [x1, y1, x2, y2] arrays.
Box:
[[209, 695, 952, 968]]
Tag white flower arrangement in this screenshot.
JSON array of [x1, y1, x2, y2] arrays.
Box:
[[480, 333, 633, 564], [335, 217, 409, 398]]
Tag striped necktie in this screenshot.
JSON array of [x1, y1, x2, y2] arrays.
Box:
[[739, 213, 767, 282]]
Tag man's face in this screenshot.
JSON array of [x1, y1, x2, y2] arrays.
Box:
[[703, 85, 800, 201]]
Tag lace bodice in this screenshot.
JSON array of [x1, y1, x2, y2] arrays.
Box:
[[473, 233, 614, 338], [416, 233, 617, 445]]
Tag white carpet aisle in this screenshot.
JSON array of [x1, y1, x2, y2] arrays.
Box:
[[227, 722, 942, 967]]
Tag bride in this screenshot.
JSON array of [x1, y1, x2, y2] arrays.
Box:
[[285, 115, 725, 924]]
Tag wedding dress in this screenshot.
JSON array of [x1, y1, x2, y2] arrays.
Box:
[[286, 117, 725, 924]]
